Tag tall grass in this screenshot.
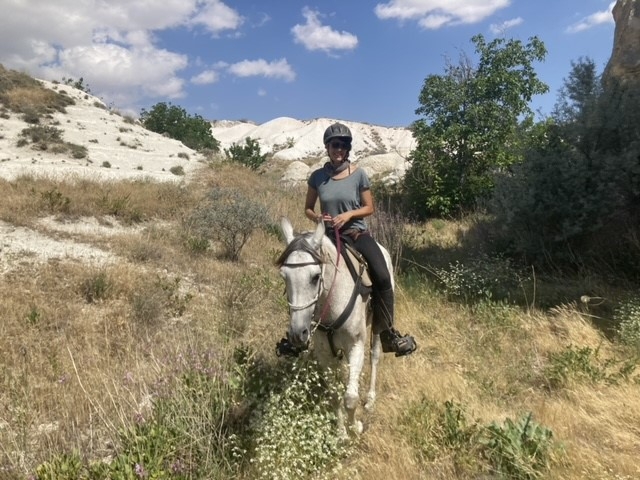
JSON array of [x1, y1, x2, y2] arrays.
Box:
[[0, 161, 639, 480]]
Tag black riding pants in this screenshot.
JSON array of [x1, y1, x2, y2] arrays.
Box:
[[351, 232, 393, 292]]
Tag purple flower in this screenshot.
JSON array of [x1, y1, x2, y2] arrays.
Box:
[[134, 463, 147, 478]]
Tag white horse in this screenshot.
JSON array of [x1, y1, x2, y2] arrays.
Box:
[[276, 216, 394, 436]]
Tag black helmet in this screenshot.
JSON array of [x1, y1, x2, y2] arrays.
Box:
[[323, 122, 352, 145]]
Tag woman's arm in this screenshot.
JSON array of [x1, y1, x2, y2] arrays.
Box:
[[304, 186, 322, 222]]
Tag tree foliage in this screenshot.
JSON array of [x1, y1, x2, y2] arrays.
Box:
[[491, 58, 640, 274], [140, 102, 220, 152], [224, 137, 267, 170], [404, 34, 548, 218]]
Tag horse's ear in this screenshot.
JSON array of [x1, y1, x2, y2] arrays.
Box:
[[280, 217, 295, 244], [309, 218, 325, 249]]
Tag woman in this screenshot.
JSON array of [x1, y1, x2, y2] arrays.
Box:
[[277, 122, 416, 357]]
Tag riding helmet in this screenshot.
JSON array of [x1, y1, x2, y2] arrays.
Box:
[[323, 122, 352, 145]]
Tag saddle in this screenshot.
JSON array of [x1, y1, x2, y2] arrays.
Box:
[[327, 229, 372, 290]]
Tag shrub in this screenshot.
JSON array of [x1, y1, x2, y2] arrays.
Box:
[[615, 297, 640, 350], [187, 187, 271, 261], [80, 271, 112, 303], [169, 165, 185, 176], [480, 413, 556, 480], [140, 102, 220, 152], [245, 359, 349, 480], [434, 253, 527, 302], [224, 137, 267, 170], [401, 398, 480, 467]]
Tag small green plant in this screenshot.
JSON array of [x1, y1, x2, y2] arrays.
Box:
[[177, 152, 190, 160], [401, 398, 481, 472], [184, 235, 210, 254], [102, 161, 111, 168], [40, 187, 71, 213], [480, 413, 556, 480], [80, 271, 112, 303], [26, 305, 42, 326], [544, 345, 604, 389], [35, 450, 85, 480]]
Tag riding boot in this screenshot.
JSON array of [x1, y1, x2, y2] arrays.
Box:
[[373, 288, 417, 357]]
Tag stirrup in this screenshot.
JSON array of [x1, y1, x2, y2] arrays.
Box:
[[275, 337, 306, 358], [381, 329, 417, 357]]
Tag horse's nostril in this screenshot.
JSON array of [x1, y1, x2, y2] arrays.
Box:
[[301, 329, 309, 342]]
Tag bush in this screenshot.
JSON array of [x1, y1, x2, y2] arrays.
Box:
[[187, 187, 271, 261], [224, 137, 267, 170], [490, 61, 640, 274], [140, 102, 220, 152], [481, 413, 556, 480], [246, 359, 349, 480], [434, 253, 527, 302], [615, 297, 640, 350]]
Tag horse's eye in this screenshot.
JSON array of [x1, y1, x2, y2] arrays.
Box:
[[311, 273, 321, 284]]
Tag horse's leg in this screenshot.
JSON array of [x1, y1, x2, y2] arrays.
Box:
[[364, 333, 382, 412], [344, 339, 365, 435]]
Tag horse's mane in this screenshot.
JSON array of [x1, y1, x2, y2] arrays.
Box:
[[275, 231, 325, 267]]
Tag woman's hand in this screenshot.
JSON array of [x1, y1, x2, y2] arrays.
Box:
[[330, 212, 351, 229]]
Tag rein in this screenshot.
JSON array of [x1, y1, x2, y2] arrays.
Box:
[[281, 224, 370, 358]]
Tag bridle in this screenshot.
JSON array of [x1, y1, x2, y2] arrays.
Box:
[[281, 226, 342, 325], [280, 259, 325, 315]]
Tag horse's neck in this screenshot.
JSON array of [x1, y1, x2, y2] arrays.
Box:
[[319, 236, 355, 313]]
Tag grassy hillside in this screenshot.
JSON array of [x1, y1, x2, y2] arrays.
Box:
[[0, 163, 638, 480], [1, 65, 639, 479]]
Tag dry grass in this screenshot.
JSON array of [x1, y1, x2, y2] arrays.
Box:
[[0, 163, 639, 480]]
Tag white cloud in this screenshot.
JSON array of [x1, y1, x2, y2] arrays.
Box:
[[191, 70, 219, 85], [489, 17, 523, 34], [374, 0, 511, 29], [189, 0, 244, 35], [228, 58, 296, 82], [258, 88, 267, 96], [566, 2, 615, 33], [291, 7, 358, 53], [0, 0, 242, 111]]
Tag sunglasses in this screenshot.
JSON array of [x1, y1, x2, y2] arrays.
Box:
[[329, 141, 350, 150]]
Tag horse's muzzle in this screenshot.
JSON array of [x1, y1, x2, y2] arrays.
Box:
[[288, 326, 311, 347]]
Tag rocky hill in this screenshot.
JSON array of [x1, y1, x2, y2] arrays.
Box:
[[0, 76, 416, 186], [210, 117, 416, 185]]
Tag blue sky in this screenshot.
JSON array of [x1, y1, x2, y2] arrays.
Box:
[[0, 1, 616, 127]]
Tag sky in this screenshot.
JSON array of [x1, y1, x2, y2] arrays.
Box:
[[0, 1, 617, 127]]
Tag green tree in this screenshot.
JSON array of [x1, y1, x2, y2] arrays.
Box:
[[140, 102, 220, 152], [224, 137, 267, 170], [490, 58, 640, 274], [404, 34, 548, 218]]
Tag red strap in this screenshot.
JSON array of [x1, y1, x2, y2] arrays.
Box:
[[317, 223, 341, 324]]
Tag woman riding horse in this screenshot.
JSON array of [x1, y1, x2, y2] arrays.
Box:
[[276, 122, 416, 358]]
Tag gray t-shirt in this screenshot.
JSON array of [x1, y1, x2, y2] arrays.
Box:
[[307, 166, 371, 232]]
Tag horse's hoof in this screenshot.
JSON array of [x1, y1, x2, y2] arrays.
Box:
[[364, 400, 376, 412], [352, 420, 363, 436]]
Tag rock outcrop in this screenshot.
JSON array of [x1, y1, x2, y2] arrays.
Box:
[[604, 0, 640, 84]]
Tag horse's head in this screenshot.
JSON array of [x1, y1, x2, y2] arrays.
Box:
[[276, 217, 326, 348]]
